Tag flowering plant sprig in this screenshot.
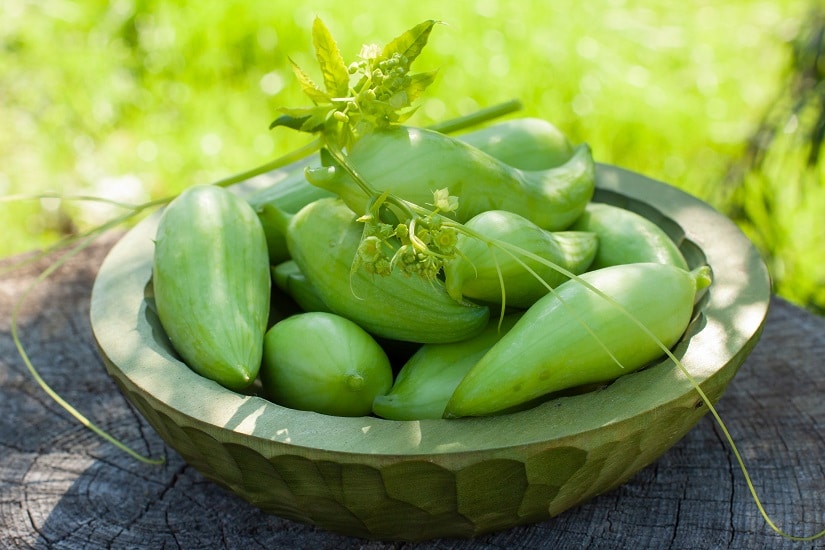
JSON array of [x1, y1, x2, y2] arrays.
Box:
[[271, 18, 439, 151], [270, 18, 472, 282]]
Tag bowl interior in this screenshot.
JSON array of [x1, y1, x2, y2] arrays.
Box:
[[89, 163, 771, 457]]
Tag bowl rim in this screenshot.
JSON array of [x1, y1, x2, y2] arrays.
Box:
[[89, 163, 771, 457]]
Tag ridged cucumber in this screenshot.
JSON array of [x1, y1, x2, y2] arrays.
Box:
[[152, 185, 271, 391]]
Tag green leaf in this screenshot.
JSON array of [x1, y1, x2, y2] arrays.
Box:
[[382, 20, 439, 65], [300, 107, 334, 132], [312, 17, 350, 98], [289, 57, 331, 105], [269, 113, 311, 131], [270, 106, 329, 133], [406, 70, 439, 103]]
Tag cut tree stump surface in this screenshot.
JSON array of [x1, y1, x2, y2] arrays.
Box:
[[1, 233, 823, 549]]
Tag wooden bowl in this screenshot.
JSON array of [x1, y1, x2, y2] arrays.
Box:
[[89, 164, 770, 541]]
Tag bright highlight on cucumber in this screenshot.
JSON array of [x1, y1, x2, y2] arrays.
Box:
[[5, 16, 822, 542]]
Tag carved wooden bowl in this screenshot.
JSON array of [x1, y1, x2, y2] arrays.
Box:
[[89, 164, 770, 541]]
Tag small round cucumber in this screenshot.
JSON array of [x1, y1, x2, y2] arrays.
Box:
[[261, 312, 393, 417]]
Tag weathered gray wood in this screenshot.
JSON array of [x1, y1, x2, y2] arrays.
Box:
[[0, 234, 823, 549]]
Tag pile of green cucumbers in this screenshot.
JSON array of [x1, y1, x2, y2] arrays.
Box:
[[151, 117, 711, 420]]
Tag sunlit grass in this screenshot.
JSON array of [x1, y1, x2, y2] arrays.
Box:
[[1, 0, 822, 312]]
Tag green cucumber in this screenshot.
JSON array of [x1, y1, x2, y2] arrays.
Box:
[[249, 117, 581, 264], [372, 314, 522, 420], [152, 185, 271, 391], [444, 210, 598, 308], [271, 260, 331, 313], [261, 312, 393, 417], [305, 125, 595, 231], [285, 197, 490, 344], [445, 263, 712, 417], [571, 203, 688, 270], [246, 167, 334, 264], [457, 117, 574, 170]]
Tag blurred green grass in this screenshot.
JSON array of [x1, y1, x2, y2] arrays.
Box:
[[1, 0, 822, 313]]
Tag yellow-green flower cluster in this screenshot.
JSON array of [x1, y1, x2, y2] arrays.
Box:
[[355, 189, 460, 280]]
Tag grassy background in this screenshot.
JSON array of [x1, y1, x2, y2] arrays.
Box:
[[1, 0, 822, 313]]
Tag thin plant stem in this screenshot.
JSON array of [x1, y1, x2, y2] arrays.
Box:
[[10, 214, 165, 465]]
